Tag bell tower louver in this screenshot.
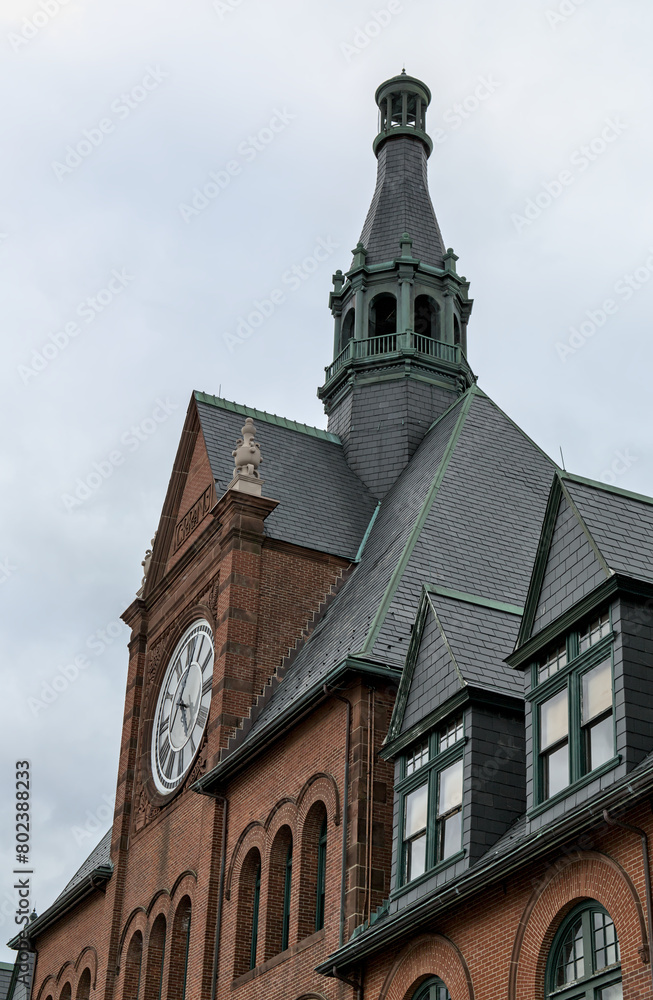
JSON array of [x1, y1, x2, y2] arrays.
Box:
[[318, 72, 475, 499]]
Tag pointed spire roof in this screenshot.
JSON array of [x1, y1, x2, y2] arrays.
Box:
[[357, 72, 446, 267]]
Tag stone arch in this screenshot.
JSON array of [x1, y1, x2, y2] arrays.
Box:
[[117, 907, 148, 968], [296, 772, 341, 827], [170, 869, 197, 901], [509, 850, 647, 1000], [225, 821, 265, 901], [263, 798, 296, 832], [121, 929, 144, 1000], [35, 976, 56, 1000], [379, 933, 474, 1000]]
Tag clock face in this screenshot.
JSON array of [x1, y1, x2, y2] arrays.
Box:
[[151, 619, 214, 796]]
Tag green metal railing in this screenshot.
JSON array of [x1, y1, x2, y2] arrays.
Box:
[[324, 333, 461, 383]]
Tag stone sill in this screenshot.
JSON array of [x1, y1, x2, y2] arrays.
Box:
[[232, 928, 326, 989]]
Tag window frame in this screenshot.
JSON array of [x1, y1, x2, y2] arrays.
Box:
[[281, 843, 292, 952], [249, 862, 261, 970], [529, 609, 618, 810], [546, 901, 621, 999], [396, 716, 466, 890], [412, 976, 451, 1000], [315, 817, 327, 932]]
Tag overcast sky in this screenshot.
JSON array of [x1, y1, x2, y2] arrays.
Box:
[[1, 0, 653, 962]]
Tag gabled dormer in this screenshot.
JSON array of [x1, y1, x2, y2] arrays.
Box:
[[380, 585, 526, 909], [509, 471, 653, 827]]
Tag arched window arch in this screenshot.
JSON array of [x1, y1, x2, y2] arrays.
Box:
[[265, 825, 293, 959], [453, 314, 461, 346], [76, 969, 91, 1000], [369, 293, 397, 340], [60, 986, 72, 1000], [168, 896, 192, 999], [298, 801, 328, 940], [340, 309, 355, 352], [413, 977, 450, 1000], [547, 901, 621, 999], [414, 295, 440, 340], [144, 914, 166, 1000], [123, 930, 143, 1000], [235, 847, 261, 977]]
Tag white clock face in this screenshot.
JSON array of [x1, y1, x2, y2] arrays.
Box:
[[151, 619, 214, 795]]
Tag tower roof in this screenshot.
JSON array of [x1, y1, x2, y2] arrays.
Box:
[[359, 71, 446, 267]]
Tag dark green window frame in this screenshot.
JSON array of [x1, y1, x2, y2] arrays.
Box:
[[413, 976, 451, 1000], [249, 863, 261, 970], [315, 817, 327, 932], [529, 609, 618, 809], [396, 716, 465, 889], [281, 844, 292, 951], [546, 901, 621, 999]]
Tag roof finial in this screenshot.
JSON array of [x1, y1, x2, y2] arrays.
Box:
[[229, 417, 263, 496]]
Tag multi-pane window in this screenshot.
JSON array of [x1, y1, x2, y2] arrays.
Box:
[[399, 716, 465, 886], [580, 612, 610, 653], [548, 902, 621, 999], [539, 642, 568, 682], [532, 609, 615, 804], [413, 977, 451, 1000]]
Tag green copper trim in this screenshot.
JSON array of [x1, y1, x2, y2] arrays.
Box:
[[194, 392, 341, 443], [427, 585, 524, 616], [360, 387, 476, 656], [355, 502, 381, 562], [560, 470, 653, 509]]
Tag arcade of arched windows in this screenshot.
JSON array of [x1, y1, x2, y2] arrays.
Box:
[[230, 775, 338, 980]]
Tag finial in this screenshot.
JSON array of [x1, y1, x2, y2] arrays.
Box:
[[351, 242, 368, 270], [332, 269, 345, 293], [399, 232, 413, 258], [136, 532, 157, 597], [443, 248, 459, 274], [229, 417, 263, 496]]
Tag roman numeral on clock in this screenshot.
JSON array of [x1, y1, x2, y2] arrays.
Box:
[[202, 677, 212, 696], [197, 705, 208, 728]]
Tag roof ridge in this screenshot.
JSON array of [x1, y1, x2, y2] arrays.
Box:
[[427, 585, 524, 616], [477, 387, 558, 472], [194, 391, 341, 443], [360, 390, 475, 655], [561, 470, 653, 508]]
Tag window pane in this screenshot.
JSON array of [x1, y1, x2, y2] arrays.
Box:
[[556, 915, 584, 986], [545, 742, 569, 798], [441, 810, 462, 860], [582, 660, 612, 723], [405, 832, 426, 881], [438, 759, 463, 814], [540, 688, 568, 749], [587, 715, 614, 771], [580, 612, 610, 652], [405, 784, 428, 838], [440, 716, 464, 751], [539, 643, 567, 682], [598, 984, 623, 1000], [593, 910, 620, 970], [406, 740, 429, 776]]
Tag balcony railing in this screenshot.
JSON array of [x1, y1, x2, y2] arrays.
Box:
[[324, 333, 462, 383]]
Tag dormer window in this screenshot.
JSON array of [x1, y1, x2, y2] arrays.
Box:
[[398, 715, 465, 887], [531, 608, 617, 807]]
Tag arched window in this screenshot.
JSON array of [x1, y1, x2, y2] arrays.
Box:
[[168, 896, 192, 999], [414, 295, 440, 340], [298, 802, 328, 940], [76, 969, 91, 1000], [265, 825, 293, 959], [547, 902, 621, 999], [453, 314, 461, 346], [413, 977, 450, 1000], [144, 914, 166, 1000], [340, 310, 355, 352], [123, 930, 143, 999], [369, 293, 397, 340], [60, 986, 72, 1000], [234, 847, 261, 977]]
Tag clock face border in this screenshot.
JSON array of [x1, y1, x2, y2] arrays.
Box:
[[150, 618, 214, 798]]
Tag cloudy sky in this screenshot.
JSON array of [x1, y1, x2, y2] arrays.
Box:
[[1, 0, 653, 961]]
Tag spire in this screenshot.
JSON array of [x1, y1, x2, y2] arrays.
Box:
[[318, 73, 475, 500], [359, 72, 446, 267]]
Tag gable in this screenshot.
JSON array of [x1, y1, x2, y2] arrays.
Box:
[[400, 600, 464, 735], [530, 490, 609, 637], [164, 424, 216, 575]]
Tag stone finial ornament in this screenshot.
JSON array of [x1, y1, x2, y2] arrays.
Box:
[[136, 533, 157, 598], [229, 417, 263, 496]]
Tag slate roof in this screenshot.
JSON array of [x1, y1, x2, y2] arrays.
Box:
[[195, 394, 377, 561], [54, 829, 112, 904], [563, 474, 653, 584], [401, 595, 523, 734], [211, 385, 556, 773], [358, 135, 446, 267]]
